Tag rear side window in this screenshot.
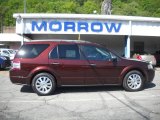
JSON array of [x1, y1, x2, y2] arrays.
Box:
[[49, 46, 58, 59], [58, 44, 80, 60], [16, 44, 49, 58]]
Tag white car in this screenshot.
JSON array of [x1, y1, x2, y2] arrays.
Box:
[[132, 52, 157, 66], [0, 48, 16, 60]]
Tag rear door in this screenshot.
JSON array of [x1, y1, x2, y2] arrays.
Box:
[[49, 44, 88, 85]]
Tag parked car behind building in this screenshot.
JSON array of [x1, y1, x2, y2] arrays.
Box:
[[0, 56, 11, 69], [0, 48, 16, 60], [132, 52, 157, 66]]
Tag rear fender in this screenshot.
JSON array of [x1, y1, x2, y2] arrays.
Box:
[[27, 66, 60, 85]]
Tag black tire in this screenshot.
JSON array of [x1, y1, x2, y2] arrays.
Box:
[[123, 70, 144, 91], [32, 73, 56, 96]]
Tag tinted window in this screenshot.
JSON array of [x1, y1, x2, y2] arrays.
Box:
[[16, 44, 49, 58], [8, 50, 14, 54], [50, 46, 58, 59], [80, 45, 111, 61], [58, 44, 80, 60], [3, 50, 9, 55]]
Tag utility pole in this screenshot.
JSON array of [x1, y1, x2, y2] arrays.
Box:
[[24, 0, 26, 13]]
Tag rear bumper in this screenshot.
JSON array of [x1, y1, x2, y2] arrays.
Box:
[[9, 70, 31, 85], [10, 76, 29, 85], [5, 60, 11, 68], [0, 60, 11, 69]]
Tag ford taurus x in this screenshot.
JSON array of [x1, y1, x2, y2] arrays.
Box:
[[10, 40, 155, 96]]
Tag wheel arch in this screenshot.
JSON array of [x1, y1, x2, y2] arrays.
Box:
[[28, 68, 59, 86], [120, 67, 147, 85]]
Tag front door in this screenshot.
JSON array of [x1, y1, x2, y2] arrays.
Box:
[[80, 45, 122, 85]]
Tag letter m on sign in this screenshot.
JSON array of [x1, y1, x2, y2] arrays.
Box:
[[32, 21, 47, 31]]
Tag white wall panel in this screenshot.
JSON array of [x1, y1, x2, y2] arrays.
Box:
[[14, 14, 160, 37], [132, 22, 160, 36]]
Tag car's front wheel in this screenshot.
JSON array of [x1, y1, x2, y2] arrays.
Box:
[[32, 73, 56, 96], [123, 70, 144, 91]]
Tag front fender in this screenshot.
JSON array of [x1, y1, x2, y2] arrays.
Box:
[[120, 65, 147, 84]]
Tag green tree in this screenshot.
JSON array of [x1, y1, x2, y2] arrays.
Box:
[[78, 0, 101, 14], [0, 0, 160, 27]]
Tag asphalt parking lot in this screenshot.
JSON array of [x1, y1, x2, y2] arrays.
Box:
[[0, 69, 160, 120]]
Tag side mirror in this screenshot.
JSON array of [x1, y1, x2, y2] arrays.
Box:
[[112, 57, 117, 62]]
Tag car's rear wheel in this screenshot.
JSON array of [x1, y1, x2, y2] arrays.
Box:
[[32, 73, 56, 96], [123, 70, 144, 91]]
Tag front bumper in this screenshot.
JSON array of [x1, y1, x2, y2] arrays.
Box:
[[146, 69, 155, 83], [0, 60, 11, 69]]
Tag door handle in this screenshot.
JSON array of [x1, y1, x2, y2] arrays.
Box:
[[90, 63, 96, 67], [52, 62, 60, 65]]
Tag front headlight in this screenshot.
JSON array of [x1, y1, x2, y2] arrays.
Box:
[[148, 64, 153, 69]]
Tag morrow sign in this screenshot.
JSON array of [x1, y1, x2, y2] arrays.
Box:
[[31, 21, 122, 34]]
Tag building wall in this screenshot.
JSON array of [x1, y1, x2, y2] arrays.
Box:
[[131, 36, 160, 54]]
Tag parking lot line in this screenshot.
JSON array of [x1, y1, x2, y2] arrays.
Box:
[[0, 94, 160, 103]]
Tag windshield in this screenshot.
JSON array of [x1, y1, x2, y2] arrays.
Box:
[[8, 50, 15, 54]]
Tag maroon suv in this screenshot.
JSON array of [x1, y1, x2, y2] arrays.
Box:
[[10, 40, 155, 96]]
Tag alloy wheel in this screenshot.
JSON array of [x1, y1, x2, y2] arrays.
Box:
[[35, 76, 53, 94]]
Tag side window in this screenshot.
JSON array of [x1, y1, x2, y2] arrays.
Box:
[[58, 44, 80, 60], [3, 50, 9, 55], [16, 44, 49, 58], [80, 45, 111, 61], [50, 46, 58, 59]]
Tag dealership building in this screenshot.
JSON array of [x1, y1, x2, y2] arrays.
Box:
[[1, 13, 160, 58]]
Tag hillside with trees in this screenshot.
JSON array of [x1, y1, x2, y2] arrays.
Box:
[[0, 0, 160, 27]]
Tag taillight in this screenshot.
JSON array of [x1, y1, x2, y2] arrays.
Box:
[[12, 61, 21, 70], [136, 55, 142, 60]]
